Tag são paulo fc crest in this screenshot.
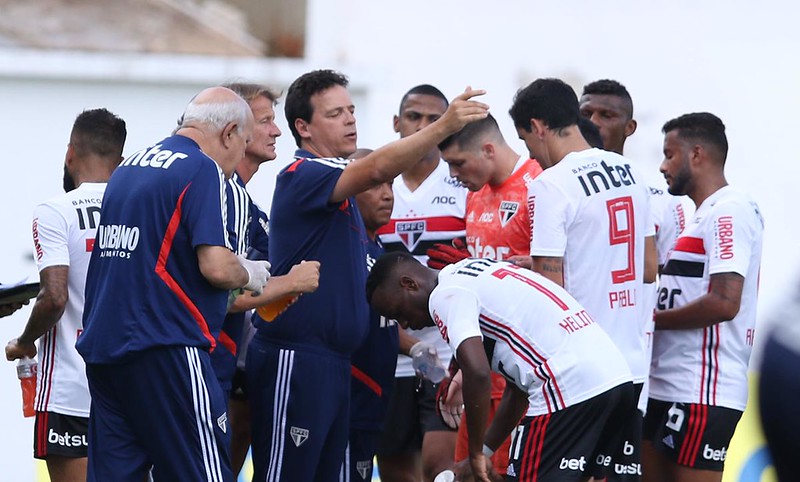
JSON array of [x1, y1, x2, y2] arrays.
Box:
[[498, 201, 519, 227], [396, 220, 426, 251], [356, 460, 372, 479], [290, 426, 309, 447]]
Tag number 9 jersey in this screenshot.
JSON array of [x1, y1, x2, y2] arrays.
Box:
[[527, 148, 654, 384]]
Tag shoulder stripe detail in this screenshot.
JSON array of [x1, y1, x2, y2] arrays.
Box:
[[674, 236, 705, 255], [309, 157, 349, 170], [285, 159, 304, 173], [155, 184, 216, 350]]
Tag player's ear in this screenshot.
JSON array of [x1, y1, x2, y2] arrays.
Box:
[[393, 115, 400, 134], [399, 275, 418, 291], [221, 122, 238, 148], [481, 142, 495, 159], [531, 119, 547, 139], [625, 119, 638, 137], [64, 143, 75, 167], [295, 118, 312, 141]]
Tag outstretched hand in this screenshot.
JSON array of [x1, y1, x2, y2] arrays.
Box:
[[440, 87, 490, 134]]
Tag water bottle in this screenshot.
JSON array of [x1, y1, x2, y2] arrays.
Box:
[[410, 342, 446, 383], [17, 357, 37, 418]]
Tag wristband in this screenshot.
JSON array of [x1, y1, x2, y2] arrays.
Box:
[[482, 444, 494, 457]]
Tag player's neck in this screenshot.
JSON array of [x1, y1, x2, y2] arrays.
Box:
[[402, 155, 439, 192], [548, 130, 592, 168], [690, 174, 728, 208], [236, 157, 262, 185], [490, 150, 520, 186], [74, 162, 114, 186]]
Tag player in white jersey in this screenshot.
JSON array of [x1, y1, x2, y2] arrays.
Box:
[[509, 78, 657, 479], [579, 79, 692, 481], [579, 79, 691, 273], [366, 254, 634, 482], [643, 113, 764, 482], [5, 109, 127, 482], [374, 84, 465, 481], [510, 79, 657, 383]]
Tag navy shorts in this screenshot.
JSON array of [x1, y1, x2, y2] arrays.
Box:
[[86, 346, 232, 482], [246, 338, 350, 482]]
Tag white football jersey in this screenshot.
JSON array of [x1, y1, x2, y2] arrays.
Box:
[[650, 186, 763, 410], [430, 259, 631, 416], [528, 148, 654, 383], [630, 160, 693, 411], [31, 182, 107, 416], [376, 161, 467, 376]]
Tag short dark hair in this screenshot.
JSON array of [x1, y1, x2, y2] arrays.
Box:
[[578, 117, 604, 149], [285, 69, 349, 146], [365, 251, 418, 304], [399, 84, 448, 114], [509, 78, 580, 132], [662, 112, 728, 161], [222, 81, 281, 106], [582, 79, 634, 118], [438, 113, 500, 152], [71, 108, 127, 161]]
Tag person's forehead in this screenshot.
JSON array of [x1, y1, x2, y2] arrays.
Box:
[[311, 85, 353, 110], [441, 144, 470, 163], [579, 93, 626, 113], [401, 94, 447, 114], [250, 96, 275, 117], [663, 130, 682, 145]]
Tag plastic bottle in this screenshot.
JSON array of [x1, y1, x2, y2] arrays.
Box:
[[17, 357, 37, 418], [410, 342, 446, 383], [256, 295, 298, 322]]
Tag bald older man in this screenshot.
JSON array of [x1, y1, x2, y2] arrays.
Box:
[[76, 87, 271, 482]]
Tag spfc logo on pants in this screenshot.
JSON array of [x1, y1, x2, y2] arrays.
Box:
[[499, 201, 519, 227], [356, 460, 372, 479], [396, 220, 426, 251], [290, 426, 309, 447], [217, 413, 227, 434]]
